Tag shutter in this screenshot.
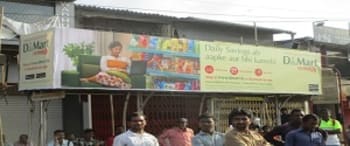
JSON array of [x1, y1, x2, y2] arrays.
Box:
[[0, 96, 62, 145]]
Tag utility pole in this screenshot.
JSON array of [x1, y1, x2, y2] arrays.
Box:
[[254, 22, 258, 46]]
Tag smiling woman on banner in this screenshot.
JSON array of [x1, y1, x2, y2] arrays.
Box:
[[80, 41, 132, 89]]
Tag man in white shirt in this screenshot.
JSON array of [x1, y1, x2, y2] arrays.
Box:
[[113, 112, 159, 146], [47, 130, 73, 146]]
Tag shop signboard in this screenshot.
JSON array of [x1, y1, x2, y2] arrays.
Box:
[[19, 30, 55, 90], [19, 28, 322, 95], [200, 42, 322, 94]]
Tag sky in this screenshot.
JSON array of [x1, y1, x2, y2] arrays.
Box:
[[75, 0, 350, 40]]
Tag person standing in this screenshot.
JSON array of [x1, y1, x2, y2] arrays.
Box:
[[285, 114, 327, 146], [47, 130, 73, 146], [106, 125, 125, 146], [14, 134, 33, 146], [2, 135, 11, 146], [78, 129, 103, 146], [113, 112, 158, 146], [224, 108, 271, 146], [158, 118, 194, 146], [66, 133, 77, 146], [280, 108, 290, 125], [264, 109, 304, 146], [319, 109, 342, 146], [192, 113, 224, 146]]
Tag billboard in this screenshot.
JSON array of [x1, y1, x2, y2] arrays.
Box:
[[19, 28, 322, 95], [19, 30, 55, 89], [313, 26, 350, 45], [200, 42, 322, 94]]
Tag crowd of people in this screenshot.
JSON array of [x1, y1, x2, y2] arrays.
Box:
[[3, 108, 348, 146], [111, 108, 346, 146]]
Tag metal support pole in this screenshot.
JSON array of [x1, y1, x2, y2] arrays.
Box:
[[199, 95, 206, 115], [43, 101, 49, 145], [262, 97, 268, 126], [275, 96, 281, 125], [110, 94, 115, 135], [141, 92, 154, 111], [137, 93, 143, 113], [254, 22, 258, 46], [334, 68, 348, 146], [28, 97, 34, 143], [210, 97, 215, 115], [87, 94, 92, 128], [0, 112, 3, 146], [280, 96, 293, 109], [122, 92, 131, 131], [39, 101, 44, 146]]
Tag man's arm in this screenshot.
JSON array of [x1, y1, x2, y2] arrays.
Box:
[[153, 136, 160, 146], [325, 120, 342, 134], [158, 130, 170, 146], [224, 133, 246, 146], [68, 141, 74, 146], [100, 56, 109, 72], [284, 133, 295, 146], [263, 126, 284, 146], [324, 129, 341, 134], [113, 136, 124, 146], [192, 136, 204, 146]]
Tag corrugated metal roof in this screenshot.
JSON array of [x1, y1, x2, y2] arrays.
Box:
[[179, 17, 295, 34], [75, 4, 179, 19], [75, 4, 294, 34]]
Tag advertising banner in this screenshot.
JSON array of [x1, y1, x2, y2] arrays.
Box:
[[19, 30, 55, 90], [19, 28, 322, 95], [200, 42, 322, 94]]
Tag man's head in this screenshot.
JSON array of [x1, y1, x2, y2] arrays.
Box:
[[229, 108, 252, 131], [281, 108, 288, 115], [19, 134, 29, 144], [67, 133, 75, 141], [262, 125, 272, 133], [115, 125, 125, 135], [127, 112, 147, 132], [289, 109, 304, 124], [198, 113, 215, 133], [83, 129, 95, 141], [177, 118, 189, 130], [109, 41, 123, 57], [320, 109, 331, 120], [54, 130, 65, 142], [302, 114, 319, 131]]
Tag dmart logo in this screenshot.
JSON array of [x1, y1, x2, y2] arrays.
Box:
[[23, 40, 48, 53]]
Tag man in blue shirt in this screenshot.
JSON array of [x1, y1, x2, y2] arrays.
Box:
[[192, 113, 224, 146], [285, 114, 327, 146], [265, 109, 305, 146]]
